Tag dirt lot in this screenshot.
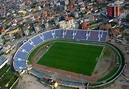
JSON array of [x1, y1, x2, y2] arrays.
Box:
[[16, 74, 51, 89]]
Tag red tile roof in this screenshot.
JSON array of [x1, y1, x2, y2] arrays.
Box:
[[82, 22, 88, 30], [68, 5, 76, 11], [70, 0, 76, 4], [66, 17, 74, 21], [110, 28, 121, 35], [80, 5, 85, 8]]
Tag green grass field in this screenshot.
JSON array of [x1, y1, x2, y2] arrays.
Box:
[[0, 65, 18, 88], [37, 42, 103, 76]]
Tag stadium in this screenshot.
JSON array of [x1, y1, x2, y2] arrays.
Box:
[[13, 29, 125, 88]]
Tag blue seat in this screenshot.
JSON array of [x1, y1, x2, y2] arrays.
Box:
[[61, 80, 71, 85], [30, 69, 45, 78], [58, 30, 63, 38], [64, 30, 73, 39], [88, 31, 99, 41], [54, 30, 61, 38], [22, 42, 34, 52], [70, 82, 86, 86], [43, 32, 53, 40], [31, 36, 43, 46], [15, 51, 27, 60], [61, 80, 86, 87], [100, 32, 107, 42], [74, 30, 86, 40], [14, 60, 27, 70]]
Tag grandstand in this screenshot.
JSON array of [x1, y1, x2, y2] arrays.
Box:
[[13, 29, 108, 87]]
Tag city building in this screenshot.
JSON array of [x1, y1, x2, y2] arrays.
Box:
[[59, 21, 71, 29], [0, 27, 6, 35], [66, 17, 75, 29], [107, 3, 120, 18], [6, 28, 20, 37]]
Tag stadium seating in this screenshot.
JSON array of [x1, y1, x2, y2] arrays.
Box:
[[31, 35, 43, 46], [54, 30, 61, 38], [100, 31, 108, 42], [14, 50, 27, 60], [74, 30, 87, 40], [29, 69, 45, 78], [43, 31, 53, 41], [88, 31, 99, 41], [64, 30, 73, 39], [70, 82, 86, 87], [58, 30, 63, 38], [13, 59, 28, 71], [61, 80, 86, 87], [13, 29, 108, 87], [22, 42, 34, 52]]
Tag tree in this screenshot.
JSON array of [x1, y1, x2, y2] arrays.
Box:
[[14, 33, 21, 39], [126, 14, 129, 22]]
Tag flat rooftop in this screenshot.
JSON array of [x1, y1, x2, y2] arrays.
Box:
[[0, 56, 7, 65]]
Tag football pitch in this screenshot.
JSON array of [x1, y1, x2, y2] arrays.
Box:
[[37, 42, 103, 76]]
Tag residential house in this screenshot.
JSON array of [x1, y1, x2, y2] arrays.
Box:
[[34, 23, 42, 33], [86, 9, 91, 15], [59, 21, 67, 29], [110, 28, 122, 38], [0, 27, 6, 35], [23, 24, 30, 36], [42, 11, 47, 17], [77, 0, 84, 5], [18, 10, 27, 15], [125, 37, 129, 44], [64, 0, 69, 5], [36, 6, 42, 11], [97, 0, 104, 4], [99, 24, 111, 30], [66, 17, 75, 29], [59, 17, 75, 29], [74, 12, 79, 18], [80, 5, 85, 11], [44, 22, 49, 29], [0, 35, 3, 45], [70, 0, 76, 4], [24, 29, 30, 36], [82, 22, 88, 30], [67, 5, 76, 12], [59, 20, 71, 29], [6, 28, 20, 37], [53, 17, 59, 25], [124, 29, 129, 34]]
